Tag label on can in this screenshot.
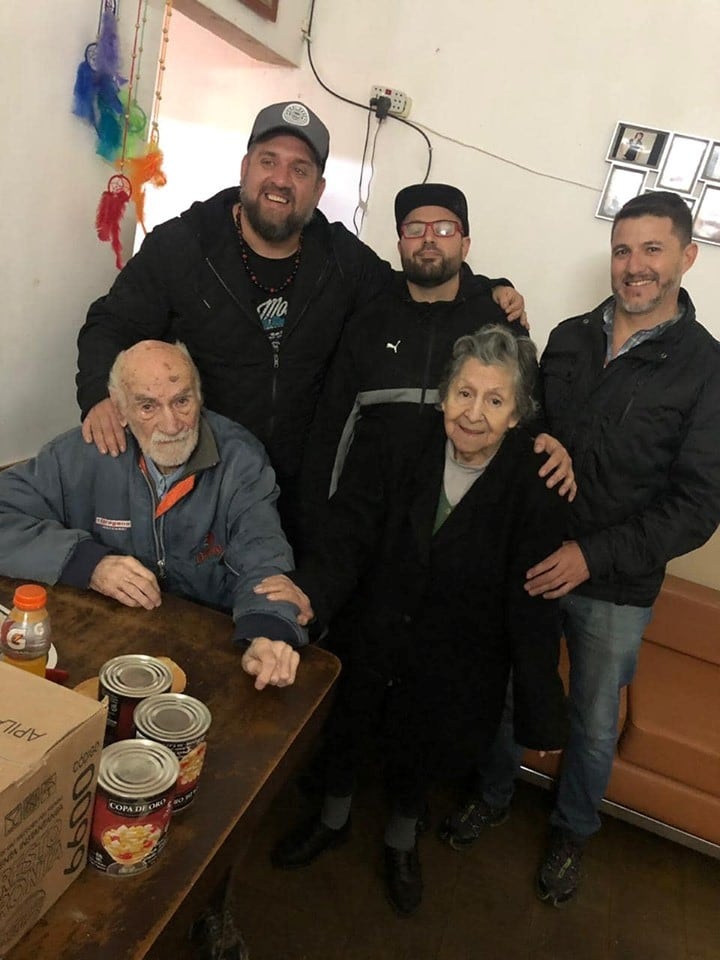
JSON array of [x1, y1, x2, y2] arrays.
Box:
[[88, 740, 179, 877], [98, 656, 173, 742], [133, 694, 212, 812]]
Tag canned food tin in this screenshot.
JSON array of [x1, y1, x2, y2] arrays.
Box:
[[134, 694, 212, 812], [98, 655, 174, 742], [89, 739, 179, 876]]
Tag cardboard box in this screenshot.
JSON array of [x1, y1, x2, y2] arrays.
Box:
[[0, 662, 106, 957]]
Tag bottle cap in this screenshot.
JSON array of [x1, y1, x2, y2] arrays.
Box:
[[13, 584, 48, 611]]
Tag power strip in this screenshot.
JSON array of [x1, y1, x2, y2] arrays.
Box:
[[370, 85, 412, 119]]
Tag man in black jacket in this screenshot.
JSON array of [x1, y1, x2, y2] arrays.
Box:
[[442, 191, 720, 906], [299, 183, 574, 540], [76, 104, 523, 542]]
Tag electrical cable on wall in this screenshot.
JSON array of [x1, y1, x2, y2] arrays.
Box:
[[304, 0, 433, 188], [353, 114, 383, 236], [303, 0, 601, 197]]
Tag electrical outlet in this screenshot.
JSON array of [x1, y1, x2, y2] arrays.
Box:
[[370, 85, 412, 119]]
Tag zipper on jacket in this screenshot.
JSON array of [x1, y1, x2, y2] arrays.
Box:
[[419, 313, 437, 410], [267, 340, 280, 440], [140, 468, 167, 580], [156, 515, 167, 581]]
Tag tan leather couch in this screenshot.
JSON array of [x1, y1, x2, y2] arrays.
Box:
[[523, 574, 720, 853]]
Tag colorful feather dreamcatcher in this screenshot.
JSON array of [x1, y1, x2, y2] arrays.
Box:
[[72, 0, 172, 267]]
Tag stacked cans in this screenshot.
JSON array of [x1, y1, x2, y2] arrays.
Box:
[[91, 655, 212, 875], [99, 654, 173, 742], [89, 739, 179, 876], [134, 693, 212, 812]]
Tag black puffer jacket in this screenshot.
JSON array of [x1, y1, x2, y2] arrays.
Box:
[[76, 187, 391, 490], [541, 290, 720, 606]]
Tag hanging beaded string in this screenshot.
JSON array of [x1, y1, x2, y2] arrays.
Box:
[[234, 205, 304, 294], [117, 0, 148, 175], [149, 0, 173, 147]]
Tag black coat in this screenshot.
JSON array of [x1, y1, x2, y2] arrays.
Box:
[[541, 289, 720, 606], [76, 187, 392, 491], [295, 412, 568, 783]]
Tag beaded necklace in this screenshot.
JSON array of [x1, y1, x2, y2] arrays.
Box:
[[234, 205, 303, 294]]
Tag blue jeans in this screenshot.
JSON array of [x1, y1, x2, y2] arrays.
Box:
[[478, 594, 653, 841]]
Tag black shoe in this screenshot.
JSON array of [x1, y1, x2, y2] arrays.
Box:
[[271, 816, 350, 869], [438, 797, 510, 850], [188, 909, 249, 960], [384, 842, 423, 916], [535, 829, 584, 906]]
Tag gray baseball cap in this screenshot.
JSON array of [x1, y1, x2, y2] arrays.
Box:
[[247, 102, 330, 171]]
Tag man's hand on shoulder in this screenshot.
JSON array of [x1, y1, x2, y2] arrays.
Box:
[[534, 433, 576, 501], [492, 286, 528, 329], [89, 555, 162, 609], [82, 398, 127, 456], [241, 637, 300, 690], [524, 541, 590, 599]]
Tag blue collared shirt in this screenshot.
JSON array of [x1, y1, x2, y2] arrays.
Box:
[[602, 301, 685, 364], [144, 457, 186, 498]]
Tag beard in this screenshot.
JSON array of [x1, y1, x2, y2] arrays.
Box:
[[142, 424, 200, 472], [613, 271, 680, 315], [401, 248, 463, 288], [239, 184, 314, 244]]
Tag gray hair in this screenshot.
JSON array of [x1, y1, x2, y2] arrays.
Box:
[[108, 340, 203, 413], [438, 325, 539, 425]]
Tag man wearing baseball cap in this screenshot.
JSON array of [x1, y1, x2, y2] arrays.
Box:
[[76, 106, 523, 544], [299, 182, 574, 538]]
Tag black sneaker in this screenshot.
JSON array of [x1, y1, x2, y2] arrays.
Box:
[[438, 798, 510, 850], [535, 830, 584, 906], [189, 909, 249, 960]]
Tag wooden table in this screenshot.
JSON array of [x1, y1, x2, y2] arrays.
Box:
[[2, 578, 340, 960]]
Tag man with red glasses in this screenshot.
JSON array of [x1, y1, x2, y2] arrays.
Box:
[[299, 183, 574, 539]]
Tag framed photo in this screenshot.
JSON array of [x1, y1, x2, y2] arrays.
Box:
[[700, 141, 720, 183], [607, 122, 669, 170], [692, 184, 720, 245], [596, 165, 647, 221], [656, 134, 709, 193], [644, 189, 697, 213], [236, 0, 278, 21]]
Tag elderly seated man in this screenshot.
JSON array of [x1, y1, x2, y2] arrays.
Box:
[[0, 340, 304, 689]]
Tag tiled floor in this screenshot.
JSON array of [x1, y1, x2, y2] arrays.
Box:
[[233, 772, 720, 960]]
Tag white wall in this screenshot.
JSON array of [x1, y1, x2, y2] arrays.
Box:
[[0, 0, 163, 464]]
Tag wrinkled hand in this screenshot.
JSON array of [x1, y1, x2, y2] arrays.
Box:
[[82, 398, 127, 456], [525, 541, 590, 599], [241, 637, 300, 690], [89, 555, 162, 609], [534, 433, 576, 501], [492, 285, 528, 329], [253, 574, 315, 626]]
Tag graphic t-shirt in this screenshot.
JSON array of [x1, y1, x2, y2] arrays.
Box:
[[243, 246, 298, 350]]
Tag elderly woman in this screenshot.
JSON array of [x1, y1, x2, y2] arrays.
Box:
[[256, 325, 567, 916]]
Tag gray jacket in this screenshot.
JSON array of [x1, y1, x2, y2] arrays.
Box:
[[0, 410, 307, 648]]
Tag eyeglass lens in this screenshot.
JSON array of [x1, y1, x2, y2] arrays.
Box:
[[402, 220, 460, 238]]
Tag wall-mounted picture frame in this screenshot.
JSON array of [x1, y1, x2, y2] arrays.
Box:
[[596, 165, 647, 220], [236, 0, 278, 22], [656, 134, 709, 194], [692, 184, 720, 245], [607, 122, 669, 170], [644, 189, 697, 213], [700, 141, 720, 183]]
